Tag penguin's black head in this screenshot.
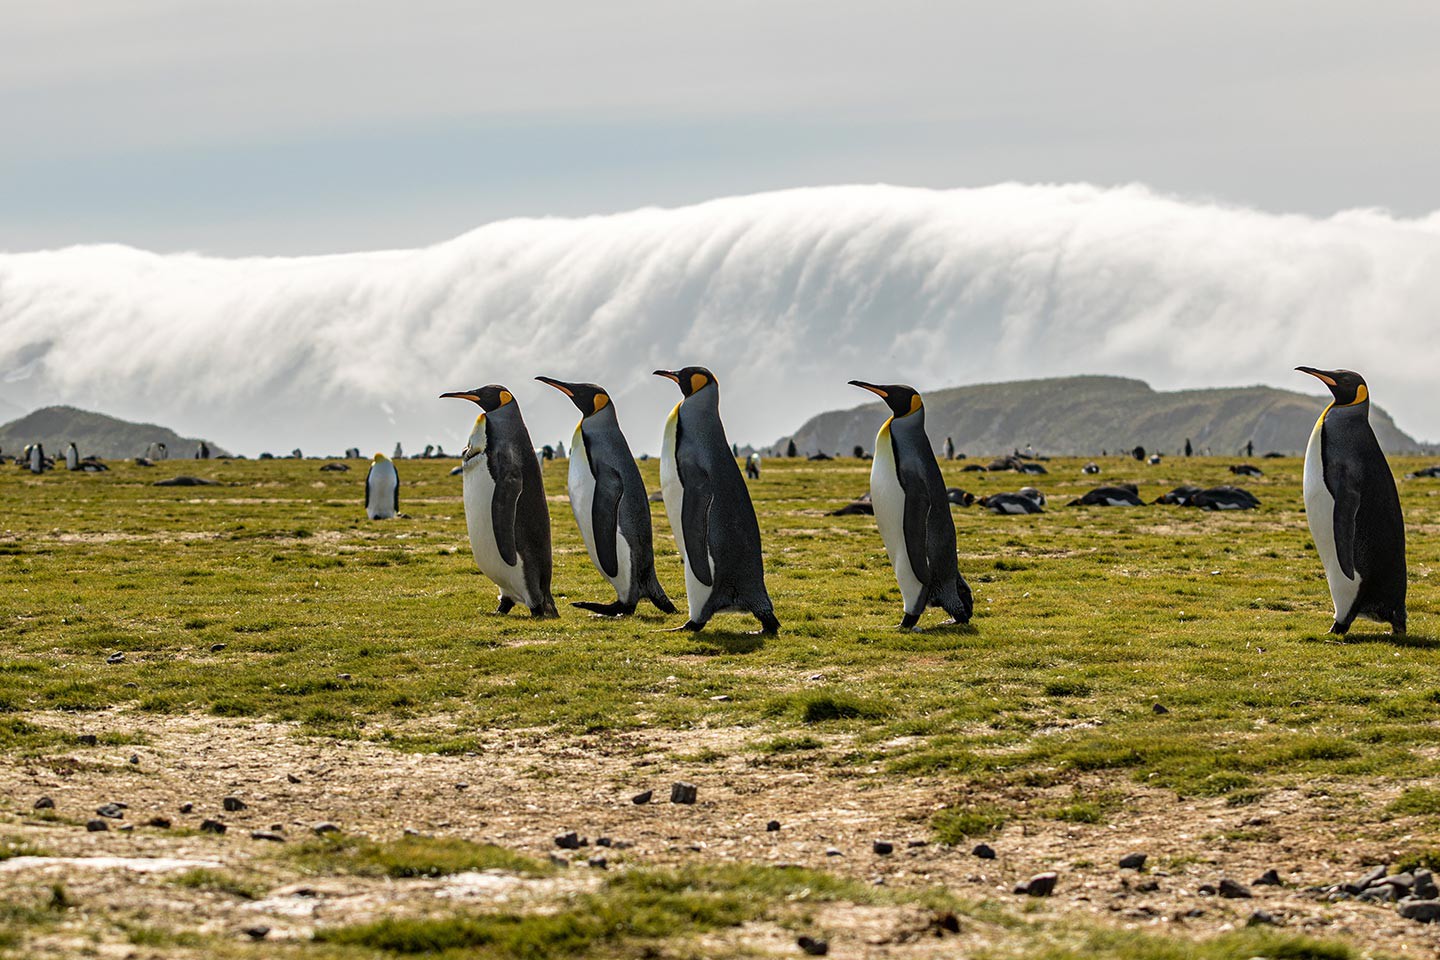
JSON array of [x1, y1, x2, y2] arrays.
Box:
[[535, 376, 612, 417], [653, 366, 716, 397], [849, 380, 923, 418], [1296, 367, 1368, 406], [439, 384, 516, 412]]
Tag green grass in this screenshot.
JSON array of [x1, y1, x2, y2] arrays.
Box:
[[170, 868, 264, 900], [934, 803, 1008, 843], [287, 834, 553, 879]]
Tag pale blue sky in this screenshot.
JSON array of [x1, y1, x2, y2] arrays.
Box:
[[3, 0, 1439, 255]]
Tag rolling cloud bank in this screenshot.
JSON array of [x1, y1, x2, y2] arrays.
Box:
[[2, 183, 1438, 456]]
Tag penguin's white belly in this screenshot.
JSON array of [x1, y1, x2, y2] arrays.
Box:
[[870, 426, 924, 614], [1304, 419, 1359, 620], [463, 454, 531, 607], [1104, 497, 1133, 507], [569, 431, 632, 602], [366, 465, 398, 519], [661, 405, 712, 620]]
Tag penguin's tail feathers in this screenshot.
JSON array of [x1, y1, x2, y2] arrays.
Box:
[[643, 569, 677, 614]]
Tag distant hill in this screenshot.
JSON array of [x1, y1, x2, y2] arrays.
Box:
[[0, 406, 229, 459], [778, 376, 1429, 458]]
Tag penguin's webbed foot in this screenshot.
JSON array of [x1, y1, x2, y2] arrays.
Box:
[[752, 612, 781, 636], [899, 612, 920, 632], [1328, 621, 1349, 636], [494, 597, 516, 615], [664, 620, 706, 633]]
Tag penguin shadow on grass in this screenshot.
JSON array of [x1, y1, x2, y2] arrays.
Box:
[[669, 629, 768, 657], [1313, 628, 1438, 650]]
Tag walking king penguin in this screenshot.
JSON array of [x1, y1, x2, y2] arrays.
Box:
[[849, 381, 973, 630], [441, 385, 558, 618], [364, 453, 400, 520], [654, 367, 779, 634], [536, 376, 675, 616], [1296, 367, 1406, 634]]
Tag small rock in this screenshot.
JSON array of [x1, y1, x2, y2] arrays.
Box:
[[1379, 872, 1415, 891], [631, 790, 653, 805], [242, 926, 270, 941], [200, 819, 227, 834], [34, 796, 55, 810], [146, 817, 172, 829], [797, 935, 829, 956], [972, 843, 996, 860], [555, 831, 582, 850], [1247, 909, 1277, 926], [1253, 869, 1282, 886], [210, 643, 227, 652], [670, 782, 697, 805], [338, 673, 351, 680], [1399, 899, 1440, 923], [313, 822, 340, 835], [106, 652, 125, 664], [930, 911, 961, 934], [179, 802, 194, 814], [117, 824, 134, 833], [223, 796, 247, 812], [129, 754, 140, 765], [1414, 871, 1438, 900], [123, 682, 138, 689], [710, 695, 732, 702], [1016, 872, 1058, 897], [96, 802, 127, 819], [596, 837, 612, 847], [1152, 703, 1169, 714], [587, 856, 608, 869], [873, 841, 894, 855], [1119, 852, 1147, 870], [1218, 878, 1252, 899], [77, 734, 98, 746], [86, 819, 108, 832], [250, 831, 285, 843], [454, 782, 468, 791], [907, 839, 928, 848], [1357, 865, 1388, 888], [825, 847, 843, 857], [1137, 879, 1161, 893], [1197, 883, 1217, 895], [1358, 885, 1396, 902], [548, 854, 569, 868], [287, 773, 301, 784], [766, 820, 781, 832]]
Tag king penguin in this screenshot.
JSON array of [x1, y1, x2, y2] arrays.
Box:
[[65, 442, 80, 471], [364, 453, 400, 520], [1297, 367, 1406, 634], [536, 376, 675, 616], [849, 381, 973, 630], [30, 442, 46, 474], [654, 366, 779, 634], [441, 385, 558, 618]]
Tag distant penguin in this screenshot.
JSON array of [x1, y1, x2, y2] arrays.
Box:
[[535, 376, 675, 617], [1188, 486, 1260, 511], [1296, 367, 1406, 634], [393, 442, 404, 459], [65, 443, 80, 471], [980, 490, 1045, 514], [746, 452, 761, 479], [29, 442, 46, 474], [441, 385, 557, 617], [196, 441, 211, 459], [655, 367, 779, 633], [345, 447, 361, 459], [1154, 485, 1201, 505], [1147, 454, 1162, 465], [1068, 485, 1144, 507], [364, 453, 400, 520], [849, 381, 972, 630], [1082, 461, 1100, 475], [1230, 463, 1263, 477], [943, 436, 955, 461]]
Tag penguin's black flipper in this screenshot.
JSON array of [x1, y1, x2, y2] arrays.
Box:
[[392, 478, 400, 515], [898, 470, 932, 587], [490, 470, 523, 566], [679, 464, 714, 587], [592, 466, 623, 579], [364, 474, 371, 510], [1329, 472, 1362, 580]]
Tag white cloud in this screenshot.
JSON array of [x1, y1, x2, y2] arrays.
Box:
[[2, 183, 1438, 454]]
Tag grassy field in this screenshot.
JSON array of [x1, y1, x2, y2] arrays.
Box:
[[1, 450, 1438, 958]]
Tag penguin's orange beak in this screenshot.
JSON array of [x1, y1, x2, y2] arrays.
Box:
[[534, 376, 575, 397], [653, 370, 680, 384], [1295, 366, 1338, 387], [848, 380, 888, 398], [440, 391, 481, 403]]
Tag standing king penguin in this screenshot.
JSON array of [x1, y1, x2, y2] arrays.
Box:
[[364, 453, 400, 520], [65, 443, 80, 471], [849, 381, 973, 630], [441, 385, 558, 618], [536, 376, 675, 616], [655, 367, 779, 634], [1297, 367, 1406, 634]]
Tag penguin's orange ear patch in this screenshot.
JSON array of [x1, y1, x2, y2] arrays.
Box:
[[689, 372, 708, 394], [1350, 383, 1369, 405], [594, 394, 610, 414], [499, 390, 513, 406], [908, 395, 923, 415]]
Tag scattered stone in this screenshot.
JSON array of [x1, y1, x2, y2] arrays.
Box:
[[86, 819, 108, 832], [1247, 909, 1277, 926], [555, 831, 583, 850], [454, 782, 468, 791], [972, 843, 996, 860], [223, 797, 247, 812], [1357, 865, 1388, 889], [587, 856, 608, 869], [1415, 871, 1438, 900], [250, 831, 285, 843], [123, 682, 138, 689], [1218, 878, 1252, 899], [210, 643, 227, 652], [1136, 879, 1161, 893], [338, 673, 352, 681], [34, 796, 54, 810], [179, 802, 194, 814], [596, 837, 612, 847], [907, 839, 927, 848], [825, 848, 843, 857], [766, 820, 781, 832], [242, 926, 271, 941], [1359, 885, 1396, 902], [632, 790, 653, 805], [710, 694, 732, 702], [1119, 852, 1147, 870], [200, 819, 227, 834], [1152, 703, 1169, 714], [670, 782, 698, 805], [548, 854, 569, 868], [1197, 883, 1217, 895], [117, 824, 134, 833], [1399, 899, 1440, 923], [873, 841, 894, 855], [1016, 872, 1058, 897], [1253, 869, 1282, 886], [287, 773, 301, 784], [146, 817, 172, 829], [153, 475, 219, 487], [929, 911, 961, 934], [129, 755, 140, 765], [77, 735, 98, 746], [313, 822, 340, 835], [96, 803, 126, 819], [1378, 872, 1415, 892], [797, 935, 829, 956], [106, 652, 125, 664]]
